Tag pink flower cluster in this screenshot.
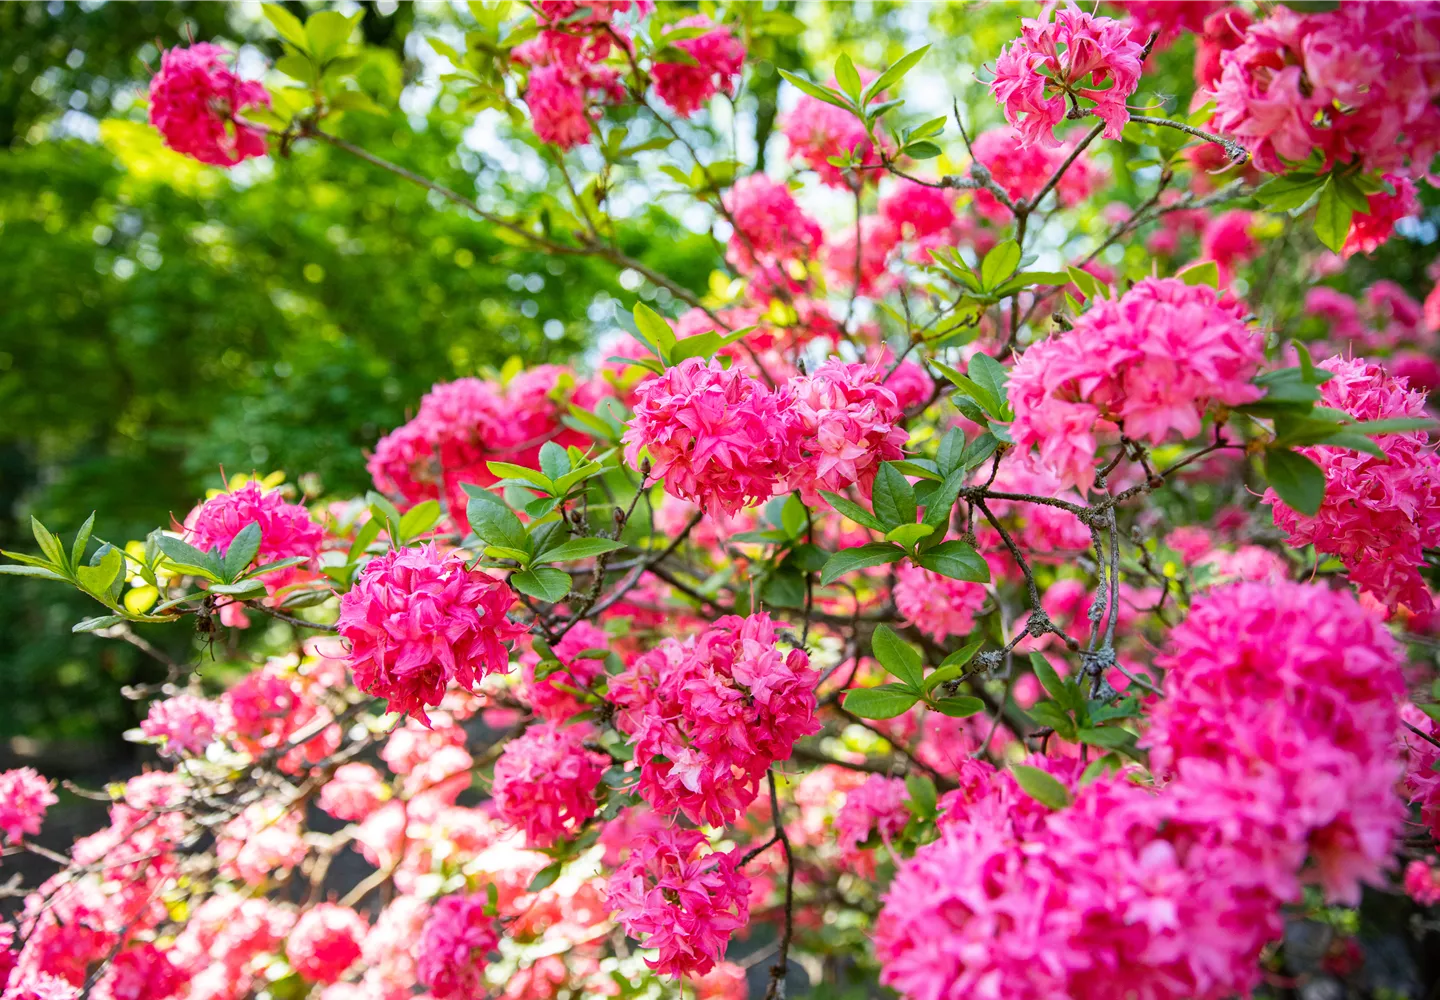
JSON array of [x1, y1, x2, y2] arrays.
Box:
[[148, 44, 268, 167], [625, 358, 909, 516], [369, 368, 588, 519], [785, 360, 907, 504], [781, 85, 887, 187], [990, 4, 1145, 147], [0, 769, 56, 846], [337, 543, 526, 722], [1405, 859, 1440, 906], [1009, 277, 1263, 491], [520, 622, 609, 721], [834, 774, 910, 861], [185, 482, 323, 593], [970, 126, 1107, 222], [1117, 1, 1231, 46], [652, 16, 745, 117], [721, 175, 824, 293], [876, 759, 1279, 1000], [140, 694, 220, 758], [416, 893, 500, 1000], [1404, 711, 1440, 842], [1207, 3, 1440, 177], [1146, 580, 1407, 904], [610, 613, 819, 826], [1263, 357, 1440, 613], [893, 562, 987, 643], [492, 720, 607, 847], [604, 827, 750, 977], [317, 763, 389, 822], [286, 904, 367, 984], [623, 358, 798, 518]]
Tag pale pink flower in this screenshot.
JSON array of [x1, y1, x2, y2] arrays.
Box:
[[140, 694, 220, 757], [0, 768, 56, 846], [835, 774, 910, 861], [216, 802, 308, 885], [318, 762, 389, 822]]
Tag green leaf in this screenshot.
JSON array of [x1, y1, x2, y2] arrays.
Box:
[[760, 567, 807, 609], [936, 427, 966, 476], [870, 463, 917, 528], [633, 302, 677, 362], [305, 9, 360, 64], [842, 684, 920, 719], [904, 772, 938, 819], [70, 512, 96, 569], [1177, 259, 1219, 288], [262, 4, 310, 49], [865, 44, 929, 104], [834, 53, 862, 101], [939, 639, 984, 671], [397, 500, 442, 543], [76, 546, 124, 599], [818, 491, 885, 532], [1313, 178, 1354, 253], [537, 537, 626, 564], [1028, 700, 1077, 739], [777, 69, 854, 112], [1253, 172, 1325, 212], [931, 360, 1001, 419], [0, 564, 65, 581], [967, 354, 1009, 412], [1011, 764, 1072, 809], [915, 540, 989, 582], [528, 862, 563, 893], [959, 431, 1000, 471], [871, 624, 924, 690], [1028, 651, 1069, 705], [31, 517, 65, 569], [510, 567, 572, 603], [1263, 448, 1326, 516], [485, 462, 554, 492], [155, 535, 222, 580], [1076, 726, 1136, 750], [980, 240, 1021, 291], [887, 459, 942, 482], [930, 696, 985, 717], [209, 579, 269, 599], [220, 522, 262, 582], [538, 442, 571, 481], [73, 614, 126, 634], [819, 542, 905, 584], [786, 543, 831, 573], [781, 493, 808, 538], [885, 523, 935, 547], [904, 140, 941, 159], [466, 493, 530, 553], [1346, 417, 1435, 435]]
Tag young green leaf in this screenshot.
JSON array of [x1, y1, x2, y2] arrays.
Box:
[[1011, 764, 1072, 809], [536, 537, 627, 564], [842, 684, 920, 719], [510, 567, 572, 603], [1312, 178, 1354, 253], [904, 772, 938, 819], [1262, 448, 1326, 516], [633, 303, 677, 362], [1176, 259, 1219, 287], [870, 462, 917, 528], [864, 44, 929, 105], [915, 540, 989, 582], [871, 624, 924, 690], [980, 240, 1021, 290], [818, 491, 885, 532], [930, 696, 985, 717], [222, 522, 262, 581]]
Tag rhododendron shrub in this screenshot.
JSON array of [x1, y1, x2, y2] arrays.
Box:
[[7, 3, 1440, 999]]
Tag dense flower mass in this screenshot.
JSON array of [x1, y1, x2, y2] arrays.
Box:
[[1263, 357, 1440, 613], [893, 562, 987, 642], [784, 360, 907, 503], [1009, 277, 1264, 491], [721, 174, 824, 291], [1146, 580, 1406, 904], [519, 621, 609, 721], [651, 17, 745, 117], [139, 694, 220, 757], [991, 4, 1145, 147], [286, 905, 367, 984], [781, 87, 887, 187], [970, 126, 1106, 221], [1207, 3, 1440, 178], [623, 358, 797, 517], [147, 43, 268, 166], [337, 543, 526, 721], [491, 720, 607, 847], [835, 774, 910, 861], [605, 827, 750, 977], [0, 768, 56, 846], [611, 613, 819, 826], [416, 893, 500, 1000]]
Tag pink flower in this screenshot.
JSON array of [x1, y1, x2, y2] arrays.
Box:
[[147, 43, 268, 166], [93, 944, 183, 1000], [694, 962, 748, 1000], [652, 17, 744, 117], [185, 482, 323, 593], [216, 802, 308, 885], [990, 4, 1145, 147], [879, 181, 957, 240], [1009, 277, 1263, 491], [0, 768, 56, 846], [823, 217, 900, 295], [1263, 357, 1440, 613], [721, 174, 824, 292], [1195, 7, 1253, 90], [784, 360, 907, 504], [894, 562, 988, 643], [1199, 209, 1258, 282], [1343, 175, 1418, 258], [610, 613, 819, 826], [287, 904, 369, 984], [781, 86, 886, 187], [318, 762, 389, 822], [337, 543, 526, 722], [139, 694, 220, 757], [1404, 859, 1440, 905], [1145, 580, 1407, 905], [222, 661, 339, 773], [835, 774, 910, 860], [970, 126, 1107, 221], [492, 720, 607, 847], [361, 895, 431, 997], [417, 893, 500, 1000], [623, 357, 797, 518], [605, 827, 750, 978], [2, 972, 80, 1000], [520, 621, 610, 721], [1117, 1, 1231, 46]]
